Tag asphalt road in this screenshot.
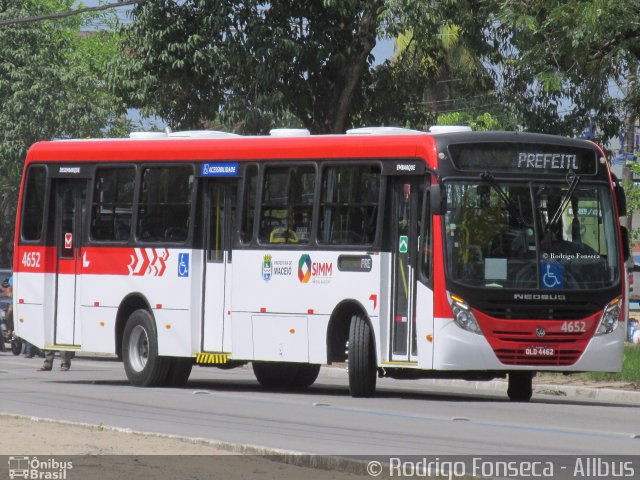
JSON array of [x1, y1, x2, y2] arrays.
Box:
[[1, 352, 639, 456]]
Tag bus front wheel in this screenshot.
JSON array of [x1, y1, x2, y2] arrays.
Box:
[[348, 314, 377, 397], [123, 309, 170, 387], [507, 372, 533, 402]]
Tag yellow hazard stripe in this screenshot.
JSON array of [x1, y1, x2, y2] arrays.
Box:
[[196, 353, 229, 364]]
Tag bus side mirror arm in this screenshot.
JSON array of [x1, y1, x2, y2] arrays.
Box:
[[430, 184, 445, 215]]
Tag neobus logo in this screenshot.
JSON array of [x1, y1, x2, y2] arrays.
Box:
[[298, 254, 333, 283], [513, 293, 566, 301]]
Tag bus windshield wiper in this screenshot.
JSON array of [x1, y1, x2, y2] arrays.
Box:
[[479, 171, 528, 226], [548, 172, 581, 227]]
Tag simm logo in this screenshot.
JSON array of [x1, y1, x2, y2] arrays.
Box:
[[298, 254, 333, 284]]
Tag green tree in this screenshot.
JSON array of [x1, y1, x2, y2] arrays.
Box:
[[436, 112, 504, 131], [111, 0, 503, 134], [0, 1, 126, 266], [112, 0, 390, 134], [493, 0, 640, 143]]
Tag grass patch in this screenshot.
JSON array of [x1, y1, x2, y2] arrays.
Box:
[[584, 344, 640, 382]]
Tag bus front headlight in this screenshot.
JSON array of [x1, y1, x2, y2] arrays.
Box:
[[449, 294, 483, 335], [595, 297, 622, 336]]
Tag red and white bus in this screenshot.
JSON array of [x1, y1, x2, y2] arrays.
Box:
[[13, 127, 629, 401]]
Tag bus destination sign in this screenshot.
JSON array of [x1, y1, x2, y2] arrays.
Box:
[[448, 143, 597, 175], [517, 152, 578, 171]]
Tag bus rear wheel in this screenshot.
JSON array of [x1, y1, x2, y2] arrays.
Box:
[[163, 358, 193, 387], [123, 309, 170, 387], [252, 362, 320, 388], [507, 372, 533, 402], [348, 314, 377, 397]]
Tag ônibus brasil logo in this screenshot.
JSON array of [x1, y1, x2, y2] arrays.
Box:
[[298, 254, 333, 284]]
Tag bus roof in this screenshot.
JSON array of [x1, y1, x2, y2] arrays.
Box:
[[25, 133, 437, 165], [24, 130, 602, 166]]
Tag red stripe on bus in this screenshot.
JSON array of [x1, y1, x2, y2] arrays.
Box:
[[14, 246, 171, 277]]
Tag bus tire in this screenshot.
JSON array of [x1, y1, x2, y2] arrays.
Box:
[[290, 363, 321, 388], [164, 358, 193, 387], [507, 372, 533, 402], [252, 361, 293, 387], [11, 337, 22, 356], [123, 309, 170, 387], [252, 362, 319, 388], [348, 314, 376, 397]]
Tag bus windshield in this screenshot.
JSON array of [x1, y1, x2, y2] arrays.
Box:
[[443, 179, 620, 290]]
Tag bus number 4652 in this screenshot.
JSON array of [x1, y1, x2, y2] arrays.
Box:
[[560, 321, 587, 333], [22, 252, 41, 268]]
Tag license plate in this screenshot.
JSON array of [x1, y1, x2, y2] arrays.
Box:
[[523, 346, 555, 356]]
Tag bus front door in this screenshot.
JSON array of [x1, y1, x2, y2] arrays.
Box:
[[390, 178, 421, 363], [202, 180, 236, 353], [53, 179, 86, 346]]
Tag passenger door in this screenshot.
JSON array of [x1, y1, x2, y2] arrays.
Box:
[[202, 180, 236, 352], [53, 179, 87, 346], [389, 177, 420, 362]]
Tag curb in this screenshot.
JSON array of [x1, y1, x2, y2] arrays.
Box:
[[0, 413, 378, 477]]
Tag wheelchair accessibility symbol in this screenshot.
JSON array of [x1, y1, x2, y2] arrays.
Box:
[[541, 263, 563, 289], [178, 253, 189, 277]]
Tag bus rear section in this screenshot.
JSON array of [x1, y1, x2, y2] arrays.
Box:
[[12, 130, 627, 402]]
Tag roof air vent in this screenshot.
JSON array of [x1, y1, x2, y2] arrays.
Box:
[[346, 127, 424, 135], [428, 125, 473, 134], [269, 129, 311, 137]]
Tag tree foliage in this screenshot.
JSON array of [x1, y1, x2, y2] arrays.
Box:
[[112, 0, 393, 134], [0, 0, 126, 266], [111, 0, 501, 134], [493, 0, 640, 142]]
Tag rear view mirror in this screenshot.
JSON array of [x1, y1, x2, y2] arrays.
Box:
[[621, 226, 630, 262], [612, 174, 627, 217], [430, 183, 445, 215]]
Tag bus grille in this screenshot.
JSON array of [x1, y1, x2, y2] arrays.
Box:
[[478, 303, 596, 320], [473, 309, 601, 368]]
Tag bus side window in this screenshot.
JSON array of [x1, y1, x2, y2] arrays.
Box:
[[239, 165, 258, 244], [90, 167, 135, 242], [259, 166, 314, 245], [137, 166, 193, 243], [318, 165, 380, 245], [21, 165, 47, 242]]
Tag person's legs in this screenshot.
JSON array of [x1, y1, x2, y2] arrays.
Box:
[[60, 351, 73, 371], [38, 350, 55, 371]]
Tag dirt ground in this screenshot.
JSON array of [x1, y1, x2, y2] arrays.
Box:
[[0, 415, 374, 480], [535, 373, 640, 391]]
